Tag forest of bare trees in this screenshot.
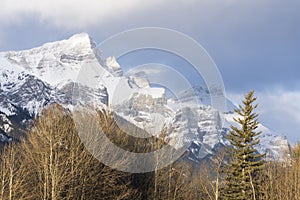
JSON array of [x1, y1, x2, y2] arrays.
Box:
[[0, 102, 299, 199]]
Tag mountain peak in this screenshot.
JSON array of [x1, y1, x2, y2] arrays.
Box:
[[0, 32, 100, 87], [68, 32, 97, 49]]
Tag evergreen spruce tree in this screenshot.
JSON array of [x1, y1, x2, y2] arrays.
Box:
[[222, 91, 265, 200]]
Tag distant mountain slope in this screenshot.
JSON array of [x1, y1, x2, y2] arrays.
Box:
[[0, 33, 290, 161]]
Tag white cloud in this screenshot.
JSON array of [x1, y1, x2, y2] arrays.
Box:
[[0, 0, 167, 28], [127, 66, 167, 75], [257, 90, 300, 124], [0, 0, 279, 29], [125, 64, 193, 95]]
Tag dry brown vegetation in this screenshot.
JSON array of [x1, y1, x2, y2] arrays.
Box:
[[260, 144, 300, 200], [0, 104, 139, 200], [0, 104, 299, 199]]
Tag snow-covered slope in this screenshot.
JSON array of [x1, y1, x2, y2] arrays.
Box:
[[3, 33, 96, 86], [0, 33, 290, 161], [0, 33, 109, 116], [174, 86, 290, 161], [224, 113, 290, 160]]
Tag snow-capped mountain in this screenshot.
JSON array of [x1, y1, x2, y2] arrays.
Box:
[[0, 33, 289, 162]]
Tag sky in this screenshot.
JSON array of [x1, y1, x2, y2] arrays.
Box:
[[0, 0, 299, 142]]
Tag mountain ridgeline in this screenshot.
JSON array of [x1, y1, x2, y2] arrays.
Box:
[[0, 33, 289, 162]]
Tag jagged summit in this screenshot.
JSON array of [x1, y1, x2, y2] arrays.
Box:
[[68, 32, 97, 49], [179, 85, 236, 112], [3, 32, 96, 56], [0, 33, 102, 87]]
